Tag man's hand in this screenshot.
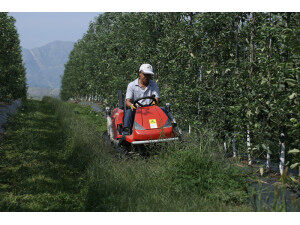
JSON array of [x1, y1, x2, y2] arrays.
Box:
[[153, 97, 159, 106], [126, 99, 136, 110], [130, 104, 137, 110]]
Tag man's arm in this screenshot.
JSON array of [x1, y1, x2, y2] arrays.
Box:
[[127, 97, 158, 107], [125, 82, 135, 109], [126, 98, 134, 108], [152, 81, 160, 105]]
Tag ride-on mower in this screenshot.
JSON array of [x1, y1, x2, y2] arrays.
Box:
[[105, 91, 180, 151]]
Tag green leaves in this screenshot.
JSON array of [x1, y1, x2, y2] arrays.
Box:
[[61, 12, 299, 165], [0, 13, 27, 102], [285, 78, 297, 87], [288, 149, 299, 170], [290, 162, 299, 170], [288, 149, 300, 155]]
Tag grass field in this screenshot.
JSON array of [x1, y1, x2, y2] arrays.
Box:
[[0, 99, 86, 211], [0, 98, 253, 211]]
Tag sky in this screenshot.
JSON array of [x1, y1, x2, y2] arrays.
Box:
[[6, 1, 297, 49], [9, 12, 100, 49]]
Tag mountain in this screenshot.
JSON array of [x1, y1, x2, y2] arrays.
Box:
[[22, 41, 74, 89], [27, 87, 60, 100]]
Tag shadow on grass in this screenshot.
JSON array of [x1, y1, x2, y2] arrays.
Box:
[[0, 100, 85, 211]]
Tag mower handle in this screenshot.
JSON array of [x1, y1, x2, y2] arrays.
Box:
[[133, 95, 157, 107]]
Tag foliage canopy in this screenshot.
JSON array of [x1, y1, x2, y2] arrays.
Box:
[[61, 12, 299, 166], [0, 12, 27, 102]]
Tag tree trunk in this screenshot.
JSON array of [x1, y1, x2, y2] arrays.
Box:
[[232, 14, 239, 159], [249, 13, 255, 80], [235, 14, 240, 70], [198, 67, 202, 116], [267, 13, 272, 83], [212, 41, 216, 85]]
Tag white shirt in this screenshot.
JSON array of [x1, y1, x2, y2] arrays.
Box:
[[125, 78, 160, 105]]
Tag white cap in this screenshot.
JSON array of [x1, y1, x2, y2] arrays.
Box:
[[139, 64, 154, 75]]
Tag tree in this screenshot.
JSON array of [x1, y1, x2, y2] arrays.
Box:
[[0, 12, 27, 102], [61, 12, 299, 166]]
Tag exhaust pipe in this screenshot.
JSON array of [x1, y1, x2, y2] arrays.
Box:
[[106, 107, 119, 145], [165, 103, 176, 124], [165, 103, 182, 136], [105, 107, 113, 141]]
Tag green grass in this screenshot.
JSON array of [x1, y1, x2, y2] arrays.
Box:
[[0, 99, 86, 211], [0, 97, 252, 211]]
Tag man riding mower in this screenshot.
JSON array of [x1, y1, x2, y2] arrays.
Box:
[[105, 64, 180, 147]]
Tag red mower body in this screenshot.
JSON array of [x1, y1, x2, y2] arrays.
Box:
[[111, 105, 178, 145]]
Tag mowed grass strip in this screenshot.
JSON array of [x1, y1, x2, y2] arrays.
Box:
[[0, 99, 85, 211]]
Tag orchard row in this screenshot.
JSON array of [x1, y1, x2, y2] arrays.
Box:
[[61, 13, 299, 172]]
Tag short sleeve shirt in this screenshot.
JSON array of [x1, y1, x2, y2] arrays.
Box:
[[125, 78, 160, 105]]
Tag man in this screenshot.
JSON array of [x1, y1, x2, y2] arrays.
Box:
[[123, 63, 160, 135]]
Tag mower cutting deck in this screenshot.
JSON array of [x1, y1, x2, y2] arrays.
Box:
[[106, 91, 180, 149]]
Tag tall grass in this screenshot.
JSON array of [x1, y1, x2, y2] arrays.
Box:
[[49, 97, 251, 211]]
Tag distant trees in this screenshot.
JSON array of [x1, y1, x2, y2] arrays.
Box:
[[0, 12, 27, 102], [61, 12, 299, 170]]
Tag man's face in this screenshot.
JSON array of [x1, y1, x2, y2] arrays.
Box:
[[139, 72, 152, 83]]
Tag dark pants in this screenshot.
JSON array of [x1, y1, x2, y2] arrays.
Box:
[[123, 107, 169, 130], [124, 108, 136, 130]]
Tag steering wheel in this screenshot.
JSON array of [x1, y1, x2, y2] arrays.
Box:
[[133, 95, 157, 107]]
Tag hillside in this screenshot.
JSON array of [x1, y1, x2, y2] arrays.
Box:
[[22, 41, 74, 89], [27, 87, 60, 100]]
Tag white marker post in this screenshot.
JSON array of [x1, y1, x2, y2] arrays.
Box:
[[266, 145, 271, 171], [233, 133, 237, 158], [224, 141, 227, 153], [247, 128, 252, 165], [279, 133, 285, 175]]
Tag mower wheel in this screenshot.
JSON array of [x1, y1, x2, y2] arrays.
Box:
[[102, 131, 112, 146], [116, 144, 128, 159]]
